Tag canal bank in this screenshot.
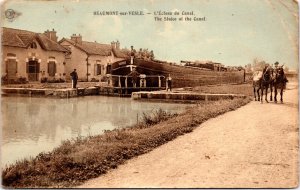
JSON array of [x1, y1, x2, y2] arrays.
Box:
[[132, 91, 246, 101], [2, 86, 247, 101], [1, 86, 164, 98], [2, 97, 251, 188]]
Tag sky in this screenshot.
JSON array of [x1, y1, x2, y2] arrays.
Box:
[[1, 0, 299, 70]]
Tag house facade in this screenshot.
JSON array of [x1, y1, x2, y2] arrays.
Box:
[[59, 35, 128, 81], [1, 27, 70, 82]]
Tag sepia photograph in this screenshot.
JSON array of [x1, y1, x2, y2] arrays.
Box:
[[0, 0, 298, 188]]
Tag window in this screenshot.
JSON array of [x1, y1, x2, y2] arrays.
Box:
[[106, 64, 111, 74], [94, 63, 101, 75], [48, 61, 56, 76]]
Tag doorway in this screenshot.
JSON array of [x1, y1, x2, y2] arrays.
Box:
[[27, 60, 40, 81]]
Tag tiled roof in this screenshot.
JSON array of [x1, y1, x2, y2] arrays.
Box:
[[2, 27, 69, 52], [60, 38, 129, 58], [36, 34, 69, 52], [112, 47, 129, 58], [80, 41, 112, 56]]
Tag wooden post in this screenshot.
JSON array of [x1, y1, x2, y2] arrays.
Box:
[[125, 76, 128, 88], [130, 56, 133, 65], [166, 79, 168, 90], [158, 76, 161, 88], [118, 76, 121, 87], [140, 77, 142, 87], [139, 74, 146, 88]]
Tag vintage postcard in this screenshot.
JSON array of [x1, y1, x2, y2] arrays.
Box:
[[1, 0, 298, 188]]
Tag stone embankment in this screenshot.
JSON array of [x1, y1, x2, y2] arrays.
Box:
[[2, 86, 247, 101], [132, 91, 246, 102]]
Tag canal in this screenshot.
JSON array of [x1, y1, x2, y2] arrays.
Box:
[[1, 96, 190, 166]]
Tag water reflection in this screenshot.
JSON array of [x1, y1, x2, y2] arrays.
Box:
[[2, 96, 189, 165]]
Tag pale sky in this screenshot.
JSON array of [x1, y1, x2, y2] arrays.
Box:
[[1, 0, 299, 69]]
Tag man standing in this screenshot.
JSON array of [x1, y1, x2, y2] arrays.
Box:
[[166, 74, 172, 91], [70, 69, 78, 88], [128, 68, 139, 88]]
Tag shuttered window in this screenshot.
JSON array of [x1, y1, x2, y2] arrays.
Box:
[[106, 64, 111, 74], [94, 64, 101, 75], [94, 60, 101, 76], [6, 59, 17, 80], [48, 61, 56, 76]]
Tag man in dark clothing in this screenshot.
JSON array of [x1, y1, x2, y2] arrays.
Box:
[[70, 69, 78, 88], [128, 68, 139, 87]]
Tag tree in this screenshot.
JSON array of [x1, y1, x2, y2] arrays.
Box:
[[245, 63, 252, 73], [252, 58, 267, 71]]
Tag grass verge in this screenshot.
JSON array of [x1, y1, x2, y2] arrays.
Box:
[[192, 83, 253, 97], [2, 97, 252, 188]]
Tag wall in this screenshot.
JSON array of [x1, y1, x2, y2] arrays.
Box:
[[60, 40, 87, 81], [88, 55, 125, 80], [60, 40, 126, 82], [2, 40, 66, 82]]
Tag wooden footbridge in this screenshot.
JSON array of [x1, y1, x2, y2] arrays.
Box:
[[104, 74, 167, 95]]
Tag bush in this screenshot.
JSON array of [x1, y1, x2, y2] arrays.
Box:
[[138, 109, 177, 127], [41, 77, 48, 83], [1, 76, 28, 84], [90, 78, 99, 82], [47, 78, 65, 83]]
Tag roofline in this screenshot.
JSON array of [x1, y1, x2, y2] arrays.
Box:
[[59, 38, 113, 56], [2, 27, 70, 53], [2, 27, 38, 34], [37, 33, 70, 53], [59, 38, 129, 58], [59, 38, 89, 55]]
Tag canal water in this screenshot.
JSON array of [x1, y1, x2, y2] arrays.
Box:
[[1, 96, 189, 166]]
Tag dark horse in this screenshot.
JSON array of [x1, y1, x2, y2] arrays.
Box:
[[260, 66, 273, 103], [273, 66, 288, 103]]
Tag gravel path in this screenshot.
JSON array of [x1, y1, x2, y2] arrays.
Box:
[[79, 83, 298, 188]]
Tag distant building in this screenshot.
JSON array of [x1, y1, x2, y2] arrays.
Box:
[[181, 60, 226, 71], [1, 27, 70, 82], [226, 66, 243, 71], [59, 36, 128, 81]]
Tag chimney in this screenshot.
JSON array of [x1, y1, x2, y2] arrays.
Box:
[[116, 40, 120, 50], [111, 41, 116, 49], [44, 29, 58, 42], [70, 34, 82, 45]]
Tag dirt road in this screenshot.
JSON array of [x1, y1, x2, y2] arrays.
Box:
[[79, 83, 298, 188]]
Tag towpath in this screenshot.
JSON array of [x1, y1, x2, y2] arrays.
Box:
[[79, 83, 298, 188]]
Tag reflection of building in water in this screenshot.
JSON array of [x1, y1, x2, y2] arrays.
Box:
[[2, 96, 188, 164], [2, 96, 187, 147]]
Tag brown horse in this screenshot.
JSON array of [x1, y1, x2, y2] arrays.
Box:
[[274, 67, 288, 103], [260, 66, 273, 103], [268, 67, 275, 101]]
